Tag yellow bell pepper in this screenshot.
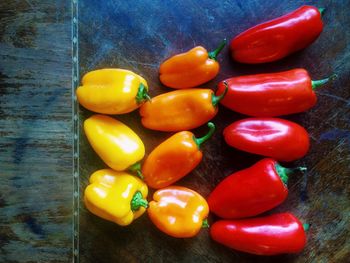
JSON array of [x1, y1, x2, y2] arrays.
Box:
[[84, 169, 148, 226], [77, 68, 150, 114], [84, 114, 145, 173]]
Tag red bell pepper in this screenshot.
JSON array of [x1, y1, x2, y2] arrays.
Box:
[[230, 6, 324, 63], [207, 158, 306, 219], [223, 118, 310, 162], [216, 68, 334, 117], [210, 213, 308, 255]]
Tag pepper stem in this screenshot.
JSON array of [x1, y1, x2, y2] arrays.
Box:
[[212, 81, 228, 107], [303, 223, 310, 231], [193, 122, 216, 148], [128, 162, 144, 179], [318, 8, 325, 16], [136, 83, 151, 104], [275, 163, 307, 185], [311, 74, 337, 89], [208, 39, 227, 61], [131, 191, 148, 211], [202, 219, 210, 228]]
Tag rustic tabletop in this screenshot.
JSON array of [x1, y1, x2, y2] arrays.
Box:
[[0, 0, 349, 262]]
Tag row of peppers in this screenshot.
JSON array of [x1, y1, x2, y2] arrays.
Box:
[[78, 5, 331, 256]]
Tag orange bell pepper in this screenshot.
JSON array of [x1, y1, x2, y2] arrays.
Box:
[[148, 186, 209, 238], [142, 122, 215, 189], [140, 84, 227, 132], [159, 40, 226, 89]]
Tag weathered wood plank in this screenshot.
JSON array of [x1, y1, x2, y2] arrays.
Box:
[[0, 1, 72, 262]]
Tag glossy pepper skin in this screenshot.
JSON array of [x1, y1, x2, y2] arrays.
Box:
[[84, 114, 145, 172], [159, 40, 226, 89], [84, 169, 148, 226], [140, 87, 227, 132], [216, 68, 333, 117], [143, 123, 215, 189], [231, 6, 323, 63], [210, 213, 307, 255], [208, 158, 306, 219], [224, 118, 309, 162], [77, 68, 150, 114], [148, 186, 209, 238]]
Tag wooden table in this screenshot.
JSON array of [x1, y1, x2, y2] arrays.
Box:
[[1, 0, 349, 262]]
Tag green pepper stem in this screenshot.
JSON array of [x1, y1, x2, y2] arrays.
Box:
[[275, 163, 307, 185], [212, 81, 228, 107], [312, 74, 337, 89], [193, 122, 216, 148], [131, 191, 148, 211], [128, 162, 144, 179], [208, 39, 227, 61], [303, 223, 310, 231], [136, 83, 151, 104], [202, 218, 210, 228], [318, 8, 325, 16]]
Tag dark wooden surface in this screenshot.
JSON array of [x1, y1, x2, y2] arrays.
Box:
[[1, 0, 349, 262], [78, 0, 350, 262]]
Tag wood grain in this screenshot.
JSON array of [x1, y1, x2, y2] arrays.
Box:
[[0, 1, 73, 262], [1, 0, 349, 262], [78, 0, 349, 262]]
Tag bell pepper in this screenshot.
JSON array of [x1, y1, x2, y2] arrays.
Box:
[[140, 85, 227, 132], [77, 68, 150, 114], [84, 114, 145, 174], [210, 213, 308, 255], [148, 186, 209, 238], [84, 169, 148, 226], [142, 122, 215, 189], [216, 69, 335, 117], [230, 6, 324, 63], [159, 40, 226, 89], [207, 158, 306, 219], [223, 118, 310, 162]]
